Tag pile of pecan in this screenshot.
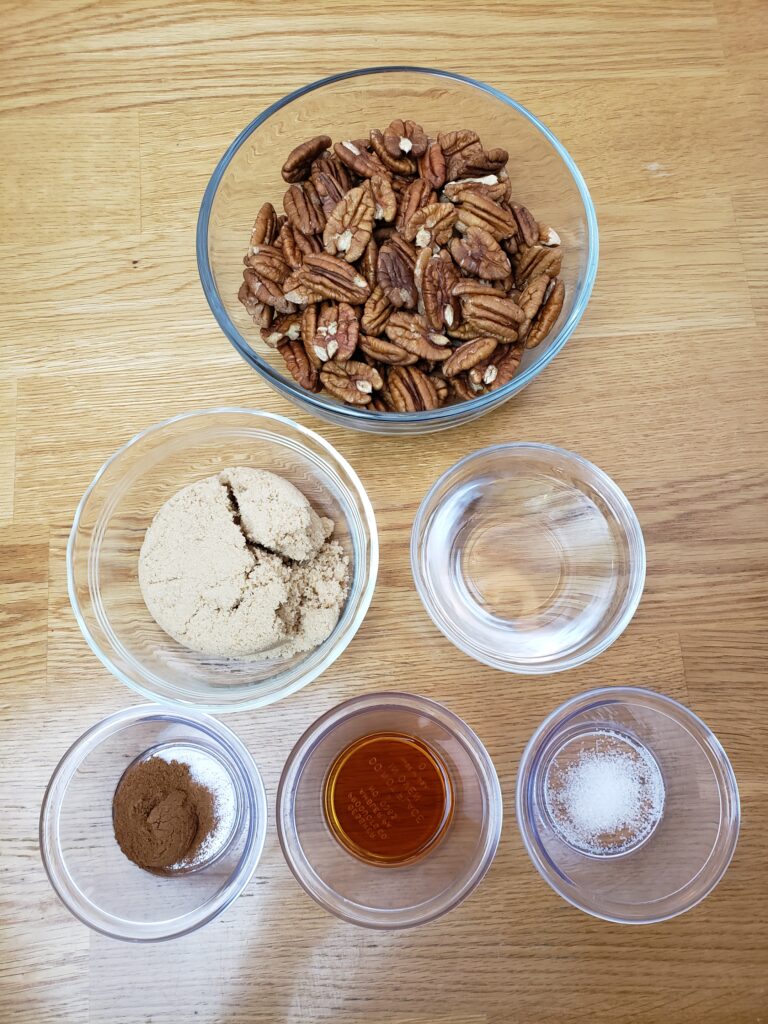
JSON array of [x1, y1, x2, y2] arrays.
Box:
[[238, 120, 564, 412]]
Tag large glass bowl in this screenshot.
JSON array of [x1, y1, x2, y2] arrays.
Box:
[[67, 409, 378, 712], [198, 66, 598, 435]]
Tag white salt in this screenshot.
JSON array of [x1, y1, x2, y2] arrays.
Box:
[[157, 744, 238, 870], [544, 731, 665, 856]]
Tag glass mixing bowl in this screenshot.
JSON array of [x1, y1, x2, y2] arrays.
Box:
[[67, 409, 378, 712], [411, 443, 645, 673], [198, 66, 598, 435], [40, 705, 267, 941]]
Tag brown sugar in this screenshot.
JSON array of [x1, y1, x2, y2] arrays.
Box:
[[112, 756, 217, 874]]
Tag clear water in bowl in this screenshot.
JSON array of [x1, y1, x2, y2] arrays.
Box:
[[412, 444, 645, 673], [447, 471, 618, 659]]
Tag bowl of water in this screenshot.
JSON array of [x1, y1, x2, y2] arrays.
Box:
[[516, 687, 740, 923], [410, 443, 645, 673]]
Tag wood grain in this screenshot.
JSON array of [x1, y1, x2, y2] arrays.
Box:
[[1, 1, 767, 1022]]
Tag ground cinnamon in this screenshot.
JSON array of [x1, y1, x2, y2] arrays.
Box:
[[112, 756, 216, 874]]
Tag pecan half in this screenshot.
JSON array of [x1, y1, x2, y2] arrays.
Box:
[[250, 202, 279, 247], [387, 365, 439, 411], [311, 302, 340, 362], [323, 185, 374, 262], [383, 119, 428, 158], [461, 293, 525, 341], [438, 129, 485, 180], [447, 320, 484, 341], [488, 343, 524, 390], [517, 273, 550, 322], [321, 359, 382, 405], [442, 336, 498, 378], [405, 202, 457, 247], [510, 203, 539, 247], [283, 182, 325, 235], [452, 189, 517, 240], [242, 269, 296, 314], [359, 333, 418, 366], [299, 253, 371, 304], [422, 254, 461, 331], [450, 226, 511, 280], [369, 128, 416, 175], [469, 147, 509, 175], [312, 171, 348, 216], [361, 237, 379, 289], [385, 311, 451, 360], [361, 283, 392, 335], [443, 176, 509, 203], [311, 153, 352, 191], [525, 279, 564, 349], [418, 141, 446, 189], [514, 244, 563, 287], [244, 244, 290, 284], [238, 280, 273, 327], [369, 174, 397, 222], [452, 279, 504, 298], [300, 304, 321, 367], [333, 139, 385, 179], [396, 179, 437, 233], [281, 135, 332, 183], [277, 221, 322, 269], [279, 338, 320, 391], [378, 237, 417, 308], [282, 277, 325, 306], [260, 311, 302, 348], [335, 301, 362, 362]]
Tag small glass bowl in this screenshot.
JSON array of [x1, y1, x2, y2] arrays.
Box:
[[411, 443, 645, 673], [516, 687, 740, 924], [39, 705, 267, 941], [67, 408, 378, 712], [277, 692, 502, 929], [197, 66, 598, 435]]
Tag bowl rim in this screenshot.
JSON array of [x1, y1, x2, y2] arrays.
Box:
[[196, 65, 599, 424], [410, 441, 647, 673], [275, 690, 503, 929], [514, 686, 741, 924], [66, 407, 379, 713], [39, 704, 268, 942]]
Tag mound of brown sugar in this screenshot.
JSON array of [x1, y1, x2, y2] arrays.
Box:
[[138, 467, 350, 660], [112, 757, 216, 874]]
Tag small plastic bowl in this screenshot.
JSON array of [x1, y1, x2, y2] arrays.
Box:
[[197, 66, 598, 435], [40, 705, 267, 941], [67, 408, 378, 712], [516, 687, 740, 924], [277, 692, 502, 929], [411, 443, 645, 673]]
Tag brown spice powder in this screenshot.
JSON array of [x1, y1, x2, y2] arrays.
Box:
[[112, 757, 217, 874]]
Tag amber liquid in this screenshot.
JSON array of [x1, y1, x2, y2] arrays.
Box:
[[323, 732, 454, 866]]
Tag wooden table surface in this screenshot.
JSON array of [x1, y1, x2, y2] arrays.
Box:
[[1, 2, 767, 1021]]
